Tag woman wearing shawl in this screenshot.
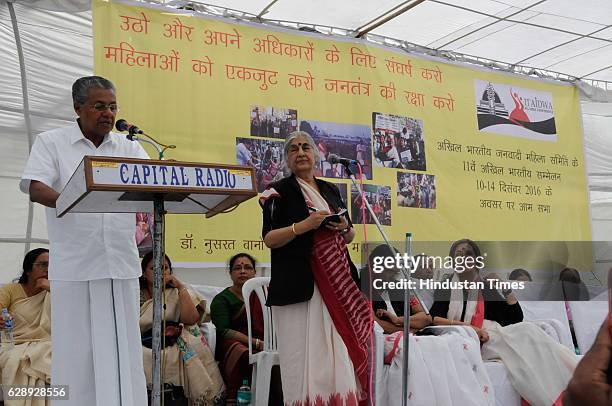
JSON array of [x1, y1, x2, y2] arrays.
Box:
[[430, 239, 578, 406], [139, 251, 224, 405], [0, 248, 51, 406], [260, 131, 371, 405]]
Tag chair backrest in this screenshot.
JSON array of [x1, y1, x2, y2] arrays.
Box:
[[242, 277, 276, 355]]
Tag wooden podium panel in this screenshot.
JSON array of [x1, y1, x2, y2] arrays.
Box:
[[56, 156, 257, 217]]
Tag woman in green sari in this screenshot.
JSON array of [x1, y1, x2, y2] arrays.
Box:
[[210, 253, 268, 403]]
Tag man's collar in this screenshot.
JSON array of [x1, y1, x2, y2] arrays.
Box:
[[70, 119, 115, 146]]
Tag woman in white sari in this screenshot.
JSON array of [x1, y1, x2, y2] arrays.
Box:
[[260, 131, 371, 405], [139, 252, 225, 405], [0, 248, 51, 406], [430, 239, 578, 406]]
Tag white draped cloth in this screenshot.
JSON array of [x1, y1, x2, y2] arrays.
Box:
[[445, 273, 578, 406], [480, 320, 577, 406], [381, 330, 495, 406]]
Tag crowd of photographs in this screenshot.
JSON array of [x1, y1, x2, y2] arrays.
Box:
[[236, 137, 284, 193], [299, 120, 373, 180], [397, 172, 436, 209], [372, 112, 426, 171], [350, 184, 392, 226], [235, 106, 436, 225], [250, 105, 298, 139]]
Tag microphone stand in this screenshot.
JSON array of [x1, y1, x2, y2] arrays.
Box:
[[126, 129, 165, 406], [128, 128, 164, 160], [342, 163, 415, 406]]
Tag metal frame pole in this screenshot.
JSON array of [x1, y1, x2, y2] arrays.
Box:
[[151, 195, 165, 406], [401, 233, 413, 406], [346, 169, 412, 405]]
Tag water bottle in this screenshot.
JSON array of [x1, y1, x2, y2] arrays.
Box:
[[236, 378, 251, 405], [1, 308, 14, 349]]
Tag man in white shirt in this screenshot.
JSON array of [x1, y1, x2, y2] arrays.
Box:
[[20, 76, 148, 406]]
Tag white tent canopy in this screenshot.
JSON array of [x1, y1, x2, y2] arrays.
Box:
[[1, 0, 612, 284]]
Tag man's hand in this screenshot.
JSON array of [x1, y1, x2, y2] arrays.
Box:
[[565, 319, 612, 406], [29, 180, 59, 208]]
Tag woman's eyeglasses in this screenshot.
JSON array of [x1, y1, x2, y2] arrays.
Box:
[[33, 261, 49, 269]]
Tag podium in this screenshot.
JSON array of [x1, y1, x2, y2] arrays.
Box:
[[57, 156, 257, 406]]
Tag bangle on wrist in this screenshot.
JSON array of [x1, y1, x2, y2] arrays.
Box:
[[291, 223, 298, 236]]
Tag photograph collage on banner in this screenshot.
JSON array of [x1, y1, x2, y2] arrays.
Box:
[[236, 137, 284, 192], [250, 105, 298, 139], [372, 112, 426, 171], [350, 184, 392, 226], [397, 172, 436, 209], [299, 120, 373, 180]]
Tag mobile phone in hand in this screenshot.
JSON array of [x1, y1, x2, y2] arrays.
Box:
[[319, 208, 348, 228]]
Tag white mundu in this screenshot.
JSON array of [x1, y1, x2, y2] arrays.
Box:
[[21, 121, 149, 406]]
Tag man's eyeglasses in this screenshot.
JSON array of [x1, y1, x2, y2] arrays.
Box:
[[89, 103, 119, 113], [33, 261, 49, 269]]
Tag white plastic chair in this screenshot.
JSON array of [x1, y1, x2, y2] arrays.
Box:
[[242, 277, 279, 406]]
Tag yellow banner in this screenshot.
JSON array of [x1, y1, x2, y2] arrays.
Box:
[[93, 0, 591, 265]]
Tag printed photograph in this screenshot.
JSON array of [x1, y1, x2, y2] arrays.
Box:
[[250, 105, 298, 139], [135, 212, 154, 255], [372, 112, 426, 171], [397, 172, 436, 209], [332, 182, 348, 209], [350, 184, 392, 225], [236, 137, 284, 192], [300, 120, 372, 180]]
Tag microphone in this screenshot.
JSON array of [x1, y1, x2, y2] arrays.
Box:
[[115, 119, 144, 137], [327, 153, 358, 167]]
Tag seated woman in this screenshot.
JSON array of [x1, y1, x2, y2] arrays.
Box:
[[362, 244, 432, 334], [0, 248, 51, 405], [139, 251, 224, 405], [365, 246, 493, 405], [430, 239, 578, 406], [210, 253, 282, 404]]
